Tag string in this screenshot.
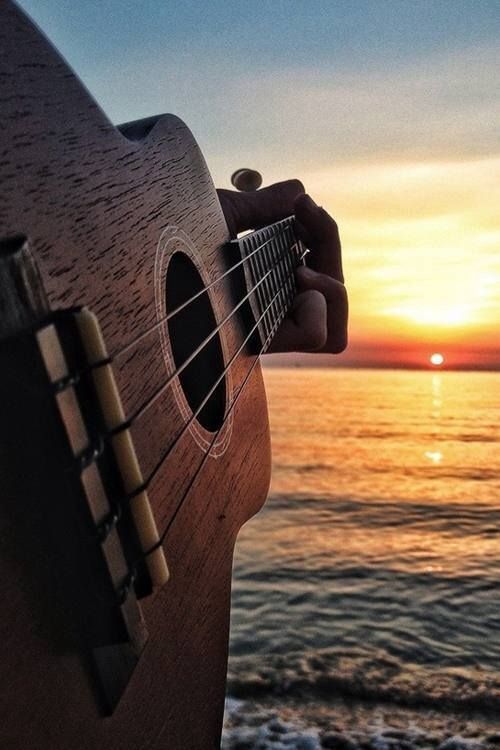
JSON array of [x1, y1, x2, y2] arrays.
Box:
[[137, 249, 306, 567], [156, 286, 289, 548], [75, 253, 286, 470], [127, 236, 300, 426], [110, 220, 293, 361], [50, 221, 296, 405], [139, 251, 303, 494]]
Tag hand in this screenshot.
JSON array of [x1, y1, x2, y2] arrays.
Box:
[[217, 180, 348, 354]]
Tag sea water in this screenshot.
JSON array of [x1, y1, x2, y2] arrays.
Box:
[[225, 368, 500, 740]]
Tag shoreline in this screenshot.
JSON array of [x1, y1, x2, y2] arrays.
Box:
[[223, 696, 500, 750]]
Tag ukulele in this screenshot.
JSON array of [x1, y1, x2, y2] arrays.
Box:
[[0, 3, 306, 749]]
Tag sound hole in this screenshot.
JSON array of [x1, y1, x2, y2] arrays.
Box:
[[165, 252, 226, 432]]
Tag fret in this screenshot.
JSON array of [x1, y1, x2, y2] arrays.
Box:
[[259, 227, 279, 340], [248, 231, 272, 342], [267, 227, 285, 336], [229, 217, 306, 352], [253, 228, 274, 341], [274, 228, 289, 313], [282, 224, 297, 311], [266, 223, 294, 326]]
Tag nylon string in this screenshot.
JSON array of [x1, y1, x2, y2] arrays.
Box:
[[140, 257, 299, 566], [127, 236, 300, 426], [138, 250, 304, 495], [110, 222, 293, 361]]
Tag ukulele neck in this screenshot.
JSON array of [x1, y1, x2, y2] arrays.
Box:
[[228, 217, 306, 352]]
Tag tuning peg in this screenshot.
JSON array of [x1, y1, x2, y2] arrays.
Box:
[[230, 168, 263, 192]]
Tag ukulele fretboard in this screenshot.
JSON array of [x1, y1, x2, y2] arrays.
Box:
[[229, 217, 306, 352]]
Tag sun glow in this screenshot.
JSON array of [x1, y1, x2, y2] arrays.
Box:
[[430, 353, 445, 367], [385, 304, 473, 327], [299, 155, 500, 367]]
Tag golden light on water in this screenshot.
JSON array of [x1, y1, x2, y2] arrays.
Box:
[[424, 450, 443, 464], [430, 353, 445, 367]]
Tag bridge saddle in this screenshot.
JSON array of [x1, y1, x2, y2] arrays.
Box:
[[35, 307, 169, 713]]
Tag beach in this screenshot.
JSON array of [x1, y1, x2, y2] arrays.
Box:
[[222, 695, 500, 749], [223, 369, 500, 748]]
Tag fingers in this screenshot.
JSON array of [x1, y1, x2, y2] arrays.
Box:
[[268, 289, 327, 353], [294, 193, 344, 283], [216, 179, 348, 355], [296, 266, 348, 353], [217, 179, 304, 238]]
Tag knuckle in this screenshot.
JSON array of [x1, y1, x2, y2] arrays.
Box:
[[325, 217, 340, 240], [289, 178, 305, 194], [321, 210, 338, 231], [331, 281, 348, 306], [324, 275, 340, 293], [321, 276, 345, 300]]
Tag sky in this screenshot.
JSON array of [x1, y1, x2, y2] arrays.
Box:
[[19, 0, 500, 369]]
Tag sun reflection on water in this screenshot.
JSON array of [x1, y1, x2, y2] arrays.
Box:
[[254, 368, 500, 581], [424, 450, 443, 464], [427, 374, 445, 460]]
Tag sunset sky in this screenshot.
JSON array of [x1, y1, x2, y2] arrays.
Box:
[[20, 0, 500, 369]]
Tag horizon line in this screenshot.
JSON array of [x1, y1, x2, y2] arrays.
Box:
[[262, 361, 500, 373]]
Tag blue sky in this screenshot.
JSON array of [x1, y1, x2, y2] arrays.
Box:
[[18, 1, 500, 182], [19, 1, 500, 72]]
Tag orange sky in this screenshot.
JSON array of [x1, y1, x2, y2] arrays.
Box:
[[205, 46, 500, 370], [265, 151, 499, 370], [296, 155, 500, 369]]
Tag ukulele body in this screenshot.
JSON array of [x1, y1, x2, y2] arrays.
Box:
[[0, 3, 271, 748]]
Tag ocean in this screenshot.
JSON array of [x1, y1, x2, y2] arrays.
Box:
[[223, 368, 500, 748]]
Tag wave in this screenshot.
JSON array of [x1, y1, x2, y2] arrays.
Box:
[[274, 463, 500, 482], [265, 493, 500, 529], [227, 649, 500, 717], [234, 563, 500, 589], [271, 430, 500, 443]]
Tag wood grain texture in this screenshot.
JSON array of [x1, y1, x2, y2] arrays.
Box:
[[0, 235, 49, 337], [0, 2, 272, 747]]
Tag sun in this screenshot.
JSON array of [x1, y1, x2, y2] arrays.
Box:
[[430, 352, 445, 367]]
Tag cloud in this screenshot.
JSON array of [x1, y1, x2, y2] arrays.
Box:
[[78, 40, 499, 185], [189, 44, 499, 183], [302, 155, 500, 344]]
